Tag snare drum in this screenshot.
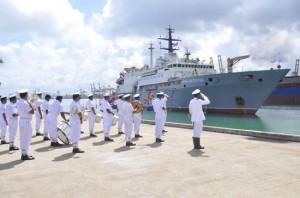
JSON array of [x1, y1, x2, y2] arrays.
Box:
[[82, 112, 88, 121], [111, 115, 119, 126], [95, 114, 103, 123], [57, 121, 71, 144]]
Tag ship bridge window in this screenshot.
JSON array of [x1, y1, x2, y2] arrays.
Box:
[[178, 64, 182, 67]]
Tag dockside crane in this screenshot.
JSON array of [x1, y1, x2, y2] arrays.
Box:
[[227, 55, 250, 73], [218, 55, 225, 74], [292, 59, 299, 76]]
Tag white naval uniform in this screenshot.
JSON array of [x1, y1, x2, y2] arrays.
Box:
[[133, 100, 142, 135], [152, 98, 164, 138], [17, 99, 33, 155], [122, 101, 134, 142], [47, 100, 63, 142], [101, 99, 113, 137], [42, 100, 49, 136], [188, 94, 210, 138], [35, 98, 43, 132], [70, 100, 81, 147], [116, 99, 124, 132], [0, 103, 8, 140], [86, 99, 95, 133], [6, 102, 18, 145], [161, 97, 168, 128]]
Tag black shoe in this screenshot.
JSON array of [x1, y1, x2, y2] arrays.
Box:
[[9, 146, 19, 151], [81, 131, 84, 134], [53, 142, 63, 147], [1, 140, 8, 144], [156, 138, 164, 143], [104, 137, 114, 142], [50, 142, 55, 147], [135, 134, 143, 138], [90, 133, 97, 137], [162, 130, 167, 133], [21, 154, 35, 160], [126, 141, 136, 146], [36, 132, 43, 136], [72, 148, 85, 153], [118, 131, 124, 135], [43, 136, 50, 141]]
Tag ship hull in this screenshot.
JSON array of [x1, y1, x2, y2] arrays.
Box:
[[137, 69, 289, 115]]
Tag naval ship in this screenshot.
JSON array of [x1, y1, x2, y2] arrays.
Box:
[[116, 27, 289, 114]]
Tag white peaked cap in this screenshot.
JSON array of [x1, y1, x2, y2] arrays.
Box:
[[18, 89, 29, 94], [36, 91, 42, 94], [103, 93, 110, 97], [123, 94, 131, 99], [72, 92, 80, 96], [88, 93, 93, 97], [157, 91, 164, 96], [192, 89, 201, 95], [118, 94, 123, 97], [9, 94, 16, 99], [134, 93, 140, 98]]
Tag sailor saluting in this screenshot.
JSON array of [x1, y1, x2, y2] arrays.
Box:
[[189, 89, 210, 149], [152, 92, 165, 143]]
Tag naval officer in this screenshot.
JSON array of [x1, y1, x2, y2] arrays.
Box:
[[122, 94, 137, 146], [0, 96, 8, 144], [17, 89, 35, 160], [42, 94, 51, 141], [101, 93, 114, 141], [132, 94, 143, 138], [6, 94, 19, 150], [48, 95, 68, 147], [116, 94, 125, 134], [161, 94, 169, 133], [189, 89, 210, 149], [152, 92, 165, 142], [70, 93, 84, 153], [35, 92, 43, 136], [86, 94, 97, 137]]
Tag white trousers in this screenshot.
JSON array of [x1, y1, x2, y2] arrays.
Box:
[[43, 112, 49, 136], [124, 118, 133, 142], [133, 113, 141, 134], [19, 118, 32, 153], [35, 112, 42, 132], [88, 112, 95, 133], [162, 112, 167, 127], [103, 116, 112, 137], [0, 121, 7, 139], [8, 118, 18, 143], [48, 114, 58, 142], [117, 111, 124, 132], [155, 113, 164, 138], [70, 117, 81, 145], [193, 121, 203, 138]]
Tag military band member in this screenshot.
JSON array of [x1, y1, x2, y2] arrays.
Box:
[[17, 89, 35, 160], [152, 92, 165, 143], [70, 93, 84, 153], [123, 94, 137, 146], [42, 94, 51, 141], [48, 95, 67, 147], [161, 94, 169, 133], [189, 89, 210, 149], [86, 94, 97, 137], [132, 94, 143, 138], [116, 94, 125, 134], [0, 96, 8, 144], [35, 92, 43, 136], [6, 94, 19, 150], [101, 93, 114, 141]]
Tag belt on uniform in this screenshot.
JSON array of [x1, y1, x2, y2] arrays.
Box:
[[20, 117, 32, 120]]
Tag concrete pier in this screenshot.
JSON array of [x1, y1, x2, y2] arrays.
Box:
[[0, 119, 300, 198]]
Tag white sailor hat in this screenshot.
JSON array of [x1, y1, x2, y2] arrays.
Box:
[[157, 91, 164, 96], [1, 96, 7, 99], [118, 94, 123, 97], [103, 93, 110, 97], [88, 93, 93, 97], [36, 91, 42, 95], [72, 92, 80, 96], [123, 94, 131, 99], [164, 94, 169, 97], [9, 94, 17, 99], [134, 93, 140, 98], [192, 89, 201, 95], [18, 89, 29, 94]]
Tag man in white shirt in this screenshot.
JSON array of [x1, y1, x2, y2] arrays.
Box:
[[152, 92, 165, 143], [122, 94, 137, 146], [189, 89, 210, 149], [86, 94, 97, 137], [101, 93, 114, 141], [0, 96, 8, 144], [35, 92, 43, 136], [6, 94, 19, 150], [70, 93, 84, 153], [17, 89, 35, 160], [161, 94, 169, 133], [42, 94, 51, 141], [48, 95, 68, 147], [116, 94, 125, 135]]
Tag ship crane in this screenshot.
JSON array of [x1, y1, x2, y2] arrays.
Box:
[[227, 55, 250, 73], [292, 59, 299, 76]]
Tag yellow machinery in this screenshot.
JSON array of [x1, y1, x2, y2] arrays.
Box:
[[227, 55, 250, 73]]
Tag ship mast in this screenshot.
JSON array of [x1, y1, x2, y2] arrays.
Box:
[[148, 43, 154, 68], [158, 25, 181, 53]]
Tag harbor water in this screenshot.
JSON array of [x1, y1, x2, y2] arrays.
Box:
[[60, 99, 300, 135]]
